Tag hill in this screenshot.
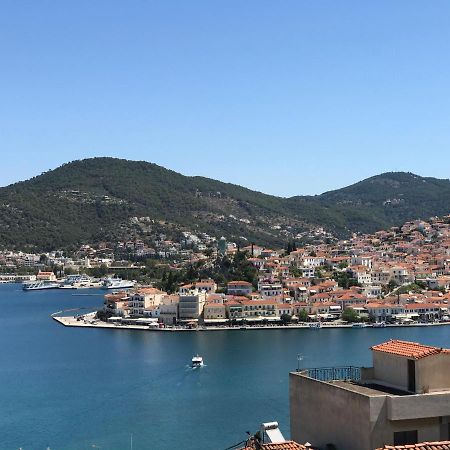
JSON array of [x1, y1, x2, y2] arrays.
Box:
[[0, 158, 449, 251]]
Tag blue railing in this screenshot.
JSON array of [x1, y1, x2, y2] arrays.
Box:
[[304, 366, 361, 382]]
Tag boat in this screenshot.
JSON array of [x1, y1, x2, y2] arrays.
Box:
[[101, 277, 135, 290], [22, 281, 60, 291], [308, 322, 322, 329], [373, 322, 386, 328], [191, 355, 204, 368], [352, 322, 368, 328]]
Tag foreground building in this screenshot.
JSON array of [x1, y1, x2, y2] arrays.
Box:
[[290, 340, 450, 450]]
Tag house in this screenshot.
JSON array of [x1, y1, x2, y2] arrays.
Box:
[[178, 290, 207, 322], [365, 303, 405, 322], [259, 283, 283, 299], [129, 288, 165, 316], [104, 292, 129, 316], [158, 294, 179, 325], [37, 271, 57, 281], [203, 303, 227, 323], [290, 340, 450, 450], [227, 280, 253, 296], [241, 299, 278, 320]]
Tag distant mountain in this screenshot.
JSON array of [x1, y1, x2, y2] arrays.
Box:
[[0, 158, 449, 251]]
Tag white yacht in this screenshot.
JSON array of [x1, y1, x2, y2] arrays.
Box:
[[191, 355, 204, 368], [101, 277, 135, 290], [22, 281, 60, 291]]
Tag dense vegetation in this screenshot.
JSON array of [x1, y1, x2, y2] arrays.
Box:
[[1, 157, 450, 251]]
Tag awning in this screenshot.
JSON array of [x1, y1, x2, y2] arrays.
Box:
[[204, 318, 228, 323]]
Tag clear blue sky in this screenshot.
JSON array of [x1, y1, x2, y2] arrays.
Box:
[[1, 1, 450, 196]]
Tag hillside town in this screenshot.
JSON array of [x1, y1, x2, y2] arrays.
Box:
[[5, 215, 450, 328]]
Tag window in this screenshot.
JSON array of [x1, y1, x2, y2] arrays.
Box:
[[394, 430, 417, 446]]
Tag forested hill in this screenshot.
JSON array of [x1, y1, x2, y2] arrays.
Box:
[[0, 157, 449, 251]]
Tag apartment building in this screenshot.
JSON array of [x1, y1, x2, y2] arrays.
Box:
[[290, 340, 450, 450]]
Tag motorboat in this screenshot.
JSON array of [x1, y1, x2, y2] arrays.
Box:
[[191, 355, 204, 368], [373, 322, 386, 328]]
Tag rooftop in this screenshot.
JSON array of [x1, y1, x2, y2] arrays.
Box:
[[375, 441, 450, 450], [371, 339, 450, 360], [243, 441, 309, 450]]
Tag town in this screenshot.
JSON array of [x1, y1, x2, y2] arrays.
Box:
[[5, 215, 450, 329]]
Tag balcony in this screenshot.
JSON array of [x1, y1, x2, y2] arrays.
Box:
[[302, 366, 362, 382]]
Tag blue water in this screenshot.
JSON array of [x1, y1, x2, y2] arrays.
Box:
[[1, 284, 449, 450]]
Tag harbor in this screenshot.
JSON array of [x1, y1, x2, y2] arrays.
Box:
[[2, 283, 450, 450]]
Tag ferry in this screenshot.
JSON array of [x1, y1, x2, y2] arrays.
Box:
[[101, 277, 135, 290], [22, 281, 60, 291], [191, 355, 204, 368], [60, 274, 97, 289]]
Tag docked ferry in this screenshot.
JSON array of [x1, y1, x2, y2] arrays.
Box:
[[60, 274, 97, 289], [101, 277, 135, 290], [22, 281, 60, 291]]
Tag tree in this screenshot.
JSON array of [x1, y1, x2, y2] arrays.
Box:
[[280, 313, 292, 325], [342, 307, 360, 323], [297, 308, 309, 322]]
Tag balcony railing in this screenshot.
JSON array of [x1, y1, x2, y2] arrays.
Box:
[[303, 366, 362, 382]]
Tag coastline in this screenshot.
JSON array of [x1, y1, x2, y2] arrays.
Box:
[[52, 313, 450, 332]]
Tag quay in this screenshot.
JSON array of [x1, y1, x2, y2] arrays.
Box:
[[52, 313, 450, 332]]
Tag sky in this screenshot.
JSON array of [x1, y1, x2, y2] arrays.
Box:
[[1, 1, 450, 196]]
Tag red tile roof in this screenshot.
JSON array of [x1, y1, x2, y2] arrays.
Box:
[[242, 441, 309, 450], [371, 340, 450, 360], [375, 441, 450, 450]]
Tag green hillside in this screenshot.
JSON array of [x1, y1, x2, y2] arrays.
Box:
[[0, 158, 449, 251]]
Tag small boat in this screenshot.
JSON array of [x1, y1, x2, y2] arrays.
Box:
[[308, 322, 322, 329], [373, 322, 386, 328], [352, 322, 367, 328], [191, 355, 204, 368]]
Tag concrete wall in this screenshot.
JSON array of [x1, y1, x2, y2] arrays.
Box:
[[387, 392, 450, 420], [290, 371, 450, 450], [373, 351, 409, 391], [417, 354, 450, 393], [290, 373, 373, 450], [371, 415, 442, 448]]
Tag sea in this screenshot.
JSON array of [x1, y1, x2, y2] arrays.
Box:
[[1, 284, 449, 450]]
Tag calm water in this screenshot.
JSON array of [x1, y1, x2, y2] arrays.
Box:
[[1, 284, 449, 450]]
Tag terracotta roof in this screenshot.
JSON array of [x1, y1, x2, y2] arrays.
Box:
[[242, 441, 309, 450], [375, 441, 450, 450], [371, 340, 450, 359], [261, 442, 308, 450]]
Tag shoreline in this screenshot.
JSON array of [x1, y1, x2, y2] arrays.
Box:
[[52, 314, 450, 332]]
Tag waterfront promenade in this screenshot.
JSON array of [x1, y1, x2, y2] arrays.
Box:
[[52, 312, 450, 332]]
